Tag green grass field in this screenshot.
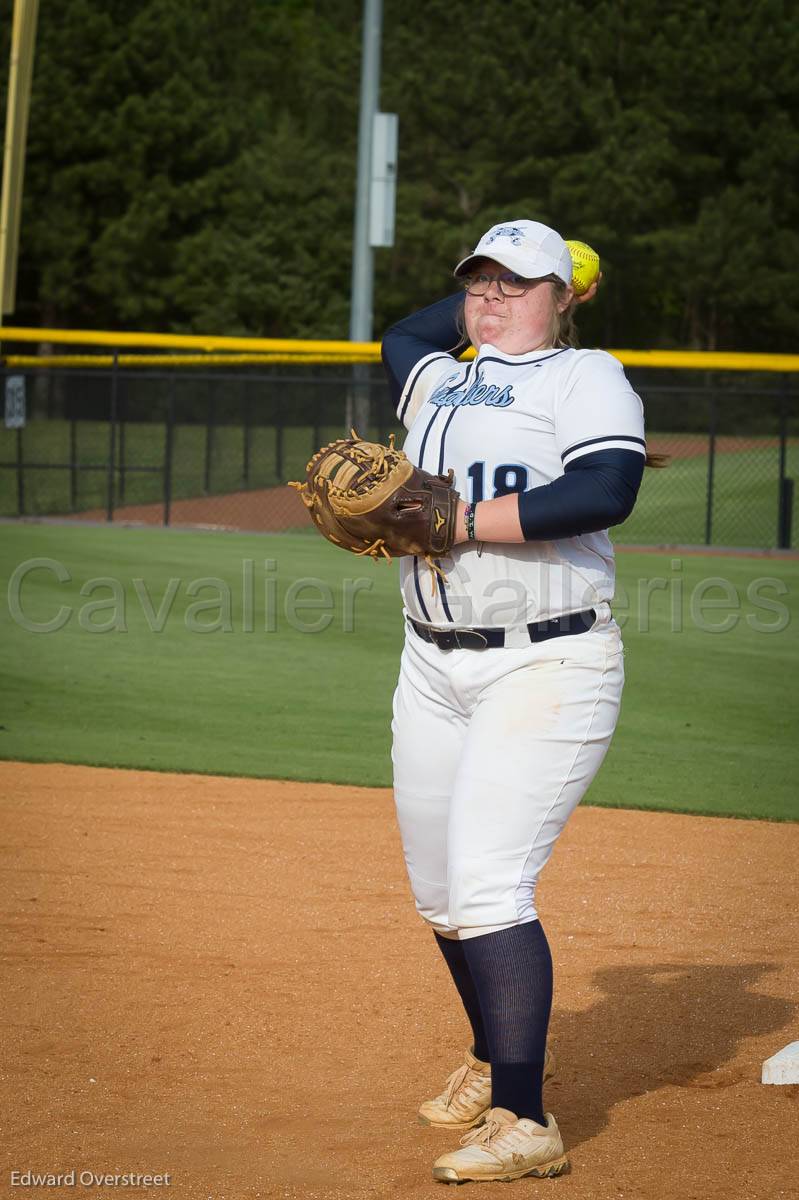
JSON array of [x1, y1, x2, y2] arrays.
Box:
[[1, 523, 796, 821], [1, 419, 796, 549]]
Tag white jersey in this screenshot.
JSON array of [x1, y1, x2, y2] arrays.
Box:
[[396, 343, 646, 628]]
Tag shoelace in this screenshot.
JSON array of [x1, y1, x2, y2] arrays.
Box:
[[442, 1062, 471, 1108], [459, 1111, 512, 1148]]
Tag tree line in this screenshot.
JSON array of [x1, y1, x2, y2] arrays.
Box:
[[2, 0, 797, 351]]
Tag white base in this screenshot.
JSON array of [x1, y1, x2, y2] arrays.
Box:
[[761, 1041, 799, 1084]]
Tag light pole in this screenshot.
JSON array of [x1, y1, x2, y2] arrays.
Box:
[[348, 0, 397, 433], [349, 0, 382, 349]]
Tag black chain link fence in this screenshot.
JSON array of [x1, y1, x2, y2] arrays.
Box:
[[1, 362, 797, 549]]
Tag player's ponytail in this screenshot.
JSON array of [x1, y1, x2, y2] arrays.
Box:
[[550, 278, 579, 349]]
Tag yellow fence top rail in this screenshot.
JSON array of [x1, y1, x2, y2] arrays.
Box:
[[0, 325, 377, 355], [606, 349, 799, 373], [3, 353, 378, 369], [1, 326, 798, 372]]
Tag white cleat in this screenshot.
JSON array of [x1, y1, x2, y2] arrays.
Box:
[[418, 1046, 555, 1131], [431, 1106, 569, 1184]]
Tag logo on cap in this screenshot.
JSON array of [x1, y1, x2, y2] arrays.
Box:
[[484, 225, 526, 247]]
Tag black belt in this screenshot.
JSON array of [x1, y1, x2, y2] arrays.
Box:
[[409, 608, 597, 651]]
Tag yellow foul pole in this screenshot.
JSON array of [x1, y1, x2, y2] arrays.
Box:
[[0, 0, 40, 316]]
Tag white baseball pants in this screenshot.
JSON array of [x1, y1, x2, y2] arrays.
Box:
[[391, 610, 624, 940]]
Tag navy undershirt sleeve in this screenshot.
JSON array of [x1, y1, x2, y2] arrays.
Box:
[[517, 449, 645, 539], [381, 293, 468, 409]]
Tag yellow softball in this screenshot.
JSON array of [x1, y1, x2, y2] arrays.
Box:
[[565, 239, 601, 296]]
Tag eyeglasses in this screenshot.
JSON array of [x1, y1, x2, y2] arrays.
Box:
[[462, 271, 540, 298]]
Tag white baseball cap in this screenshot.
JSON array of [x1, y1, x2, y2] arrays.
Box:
[[454, 219, 573, 285]]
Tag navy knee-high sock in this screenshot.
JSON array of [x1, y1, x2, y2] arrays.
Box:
[[460, 920, 553, 1124], [433, 932, 490, 1062]]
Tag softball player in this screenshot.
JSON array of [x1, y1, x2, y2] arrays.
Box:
[[381, 220, 647, 1184]]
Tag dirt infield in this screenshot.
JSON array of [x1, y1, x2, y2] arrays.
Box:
[[1, 762, 797, 1200], [70, 483, 309, 533]]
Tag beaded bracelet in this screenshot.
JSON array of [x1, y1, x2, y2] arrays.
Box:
[[464, 502, 477, 541]]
